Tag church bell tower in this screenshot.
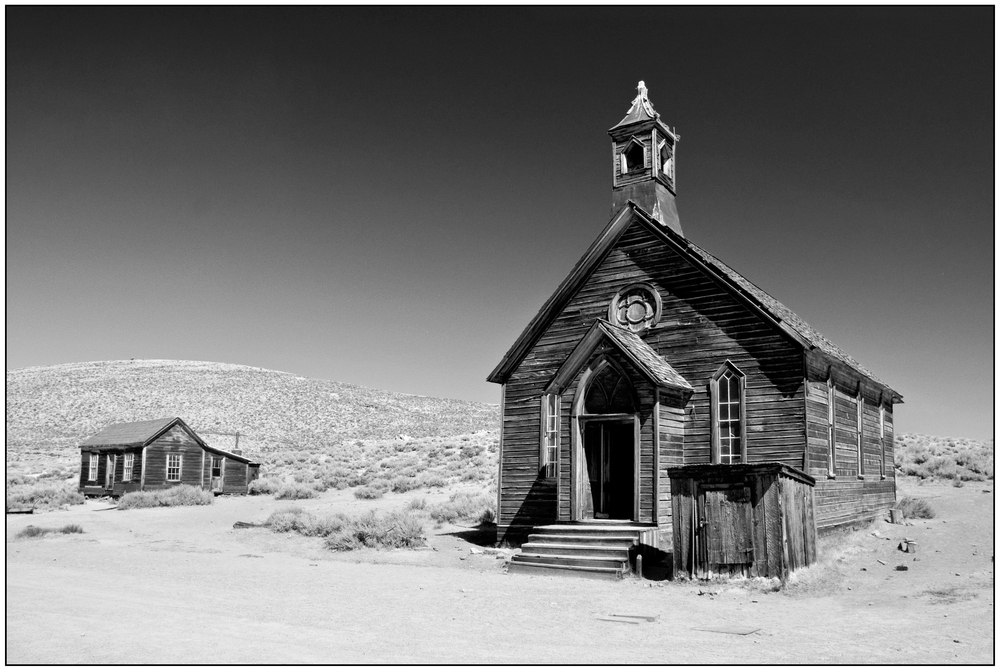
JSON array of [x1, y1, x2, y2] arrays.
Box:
[[609, 81, 682, 237]]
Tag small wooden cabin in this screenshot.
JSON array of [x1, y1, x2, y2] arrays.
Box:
[[78, 417, 260, 497], [488, 82, 902, 555], [668, 463, 817, 580]]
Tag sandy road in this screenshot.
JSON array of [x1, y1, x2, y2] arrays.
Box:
[[6, 480, 994, 664]]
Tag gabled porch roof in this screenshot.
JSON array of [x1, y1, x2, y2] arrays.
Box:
[[544, 319, 692, 395]]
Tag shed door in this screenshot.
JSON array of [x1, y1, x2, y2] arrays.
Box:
[[704, 486, 753, 566]]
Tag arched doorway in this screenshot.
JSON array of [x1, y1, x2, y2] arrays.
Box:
[[573, 358, 639, 521]]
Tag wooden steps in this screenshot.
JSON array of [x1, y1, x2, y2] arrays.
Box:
[[508, 522, 656, 580]]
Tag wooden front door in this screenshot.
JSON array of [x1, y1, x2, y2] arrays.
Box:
[[211, 457, 224, 493], [582, 421, 634, 520], [702, 485, 754, 571], [105, 455, 116, 490]]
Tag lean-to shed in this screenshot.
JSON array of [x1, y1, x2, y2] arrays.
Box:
[[78, 417, 260, 496], [668, 463, 817, 580]]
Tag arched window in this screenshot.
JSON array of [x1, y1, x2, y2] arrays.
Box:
[[584, 363, 636, 415], [711, 362, 747, 464]]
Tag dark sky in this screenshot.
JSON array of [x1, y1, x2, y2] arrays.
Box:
[[6, 7, 994, 439]]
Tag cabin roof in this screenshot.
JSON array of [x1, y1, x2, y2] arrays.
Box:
[[599, 321, 693, 390], [488, 202, 901, 401], [80, 417, 181, 448]]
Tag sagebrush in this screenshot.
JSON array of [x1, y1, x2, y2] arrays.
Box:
[[894, 434, 993, 482], [117, 485, 214, 510], [15, 524, 84, 539], [6, 480, 84, 512], [896, 495, 935, 519], [264, 507, 425, 550]]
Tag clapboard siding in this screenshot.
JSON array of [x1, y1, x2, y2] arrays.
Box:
[[224, 457, 248, 494], [803, 353, 897, 527], [143, 425, 206, 490], [498, 220, 806, 541]]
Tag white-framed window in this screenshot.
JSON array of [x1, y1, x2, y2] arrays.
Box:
[[88, 454, 98, 482], [620, 141, 644, 174], [211, 456, 223, 478], [123, 453, 135, 481], [539, 394, 560, 479], [166, 454, 182, 481], [711, 362, 746, 464], [826, 377, 836, 477], [856, 390, 865, 477]]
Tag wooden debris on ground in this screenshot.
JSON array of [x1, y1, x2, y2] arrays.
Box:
[[692, 625, 761, 636]]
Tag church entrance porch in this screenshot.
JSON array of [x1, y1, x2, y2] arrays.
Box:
[[581, 419, 635, 520]]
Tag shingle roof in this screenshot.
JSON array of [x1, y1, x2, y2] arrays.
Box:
[[682, 240, 893, 391], [598, 320, 693, 390], [80, 417, 180, 447], [489, 202, 900, 401]]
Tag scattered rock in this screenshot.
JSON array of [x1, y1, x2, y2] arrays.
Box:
[[894, 565, 908, 571], [469, 548, 483, 555]]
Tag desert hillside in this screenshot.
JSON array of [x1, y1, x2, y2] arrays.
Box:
[[6, 359, 499, 460]]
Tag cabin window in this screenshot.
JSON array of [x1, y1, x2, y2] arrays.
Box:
[[123, 453, 134, 481], [539, 394, 559, 479], [621, 142, 644, 174], [856, 391, 864, 478], [167, 454, 182, 481], [826, 378, 836, 477], [211, 457, 223, 478], [88, 454, 98, 482], [711, 362, 746, 464]]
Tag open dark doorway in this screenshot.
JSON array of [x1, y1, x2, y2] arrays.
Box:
[[582, 421, 634, 520]]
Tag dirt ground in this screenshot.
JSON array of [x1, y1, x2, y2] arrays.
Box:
[[6, 478, 993, 664]]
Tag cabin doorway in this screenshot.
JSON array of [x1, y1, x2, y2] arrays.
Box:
[[105, 455, 116, 490], [582, 420, 634, 520], [211, 457, 224, 493]]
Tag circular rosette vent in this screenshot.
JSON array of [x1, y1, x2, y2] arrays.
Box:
[[609, 284, 662, 334]]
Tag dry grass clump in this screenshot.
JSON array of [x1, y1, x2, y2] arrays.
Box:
[[353, 484, 387, 500], [895, 434, 993, 482], [117, 484, 213, 510], [6, 480, 85, 512], [324, 510, 426, 551], [274, 482, 319, 500], [247, 478, 281, 495], [264, 506, 425, 550], [15, 524, 84, 539], [427, 490, 496, 525], [896, 495, 935, 519]]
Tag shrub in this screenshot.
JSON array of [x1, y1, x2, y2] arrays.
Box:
[[391, 477, 420, 493], [118, 485, 213, 510], [896, 496, 935, 519], [274, 483, 319, 500], [325, 510, 425, 551], [407, 497, 427, 510], [428, 490, 496, 524], [248, 478, 281, 496], [15, 524, 84, 539], [353, 485, 386, 500], [6, 481, 84, 512], [417, 474, 447, 489], [264, 507, 350, 536]]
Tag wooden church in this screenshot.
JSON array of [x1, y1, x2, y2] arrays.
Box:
[[488, 83, 902, 571]]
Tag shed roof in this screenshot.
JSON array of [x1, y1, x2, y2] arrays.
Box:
[[488, 202, 901, 402]]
